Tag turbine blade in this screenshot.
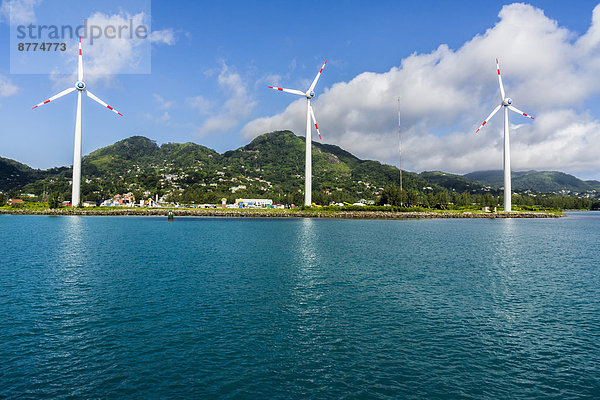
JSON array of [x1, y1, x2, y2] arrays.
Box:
[[267, 86, 305, 96], [309, 104, 321, 139], [475, 104, 502, 134], [85, 90, 123, 116], [78, 37, 83, 81], [496, 58, 505, 100], [32, 87, 76, 109], [508, 105, 534, 120], [308, 59, 327, 92]]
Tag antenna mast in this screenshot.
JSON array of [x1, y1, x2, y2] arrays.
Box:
[[397, 97, 403, 206]]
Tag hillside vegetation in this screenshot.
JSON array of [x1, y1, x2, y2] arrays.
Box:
[[4, 131, 433, 205], [465, 170, 600, 194], [1, 131, 597, 210]]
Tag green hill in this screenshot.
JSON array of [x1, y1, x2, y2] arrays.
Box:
[[6, 131, 427, 204], [464, 170, 600, 194], [419, 171, 497, 194], [0, 157, 52, 192], [221, 131, 431, 203], [2, 132, 598, 205]]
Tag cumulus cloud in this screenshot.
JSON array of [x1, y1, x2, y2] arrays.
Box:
[[82, 11, 150, 78], [242, 3, 600, 177], [197, 62, 256, 136], [0, 74, 18, 96], [50, 11, 152, 86], [395, 110, 595, 173]]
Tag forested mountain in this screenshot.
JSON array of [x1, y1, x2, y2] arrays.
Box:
[[419, 171, 498, 194], [464, 170, 600, 194], [2, 131, 432, 204], [0, 157, 46, 192], [1, 131, 598, 205]]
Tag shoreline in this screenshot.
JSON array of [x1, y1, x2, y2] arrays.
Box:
[[0, 208, 564, 219]]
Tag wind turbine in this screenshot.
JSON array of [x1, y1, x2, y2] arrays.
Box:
[[32, 37, 123, 207], [475, 58, 534, 212], [268, 60, 326, 206]]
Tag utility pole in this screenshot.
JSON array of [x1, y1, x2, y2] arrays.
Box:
[[398, 97, 403, 206]]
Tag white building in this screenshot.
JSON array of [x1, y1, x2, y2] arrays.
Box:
[[234, 198, 273, 208]]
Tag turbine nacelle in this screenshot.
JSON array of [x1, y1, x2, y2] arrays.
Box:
[[76, 81, 86, 91], [503, 97, 512, 106], [306, 90, 315, 99]]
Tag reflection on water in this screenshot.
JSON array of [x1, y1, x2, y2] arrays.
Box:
[[58, 216, 87, 268], [2, 215, 599, 399], [292, 218, 327, 331], [53, 216, 91, 316], [487, 218, 556, 340], [488, 219, 522, 322], [298, 218, 318, 268], [493, 218, 521, 271]]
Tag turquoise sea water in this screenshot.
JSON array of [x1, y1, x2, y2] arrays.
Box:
[[1, 213, 599, 399]]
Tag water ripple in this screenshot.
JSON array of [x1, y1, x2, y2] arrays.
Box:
[[1, 214, 599, 398]]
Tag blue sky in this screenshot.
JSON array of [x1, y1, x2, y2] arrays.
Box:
[[1, 0, 600, 179]]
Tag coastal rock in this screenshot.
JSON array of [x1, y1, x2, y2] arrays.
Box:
[[0, 208, 563, 219]]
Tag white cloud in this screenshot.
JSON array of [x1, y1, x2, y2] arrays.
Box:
[[0, 0, 40, 25], [153, 93, 173, 110], [0, 74, 18, 96], [186, 95, 212, 114], [82, 12, 149, 78], [157, 111, 171, 123], [50, 11, 152, 86], [255, 58, 298, 89], [256, 73, 282, 88], [145, 111, 171, 124], [149, 94, 173, 124], [242, 3, 600, 178], [399, 108, 600, 177], [197, 62, 256, 135], [150, 29, 175, 45]]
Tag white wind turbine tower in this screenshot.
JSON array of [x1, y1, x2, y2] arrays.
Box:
[[475, 58, 534, 212], [32, 37, 123, 207], [268, 60, 326, 206]]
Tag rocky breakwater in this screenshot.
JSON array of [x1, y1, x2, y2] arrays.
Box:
[[0, 208, 564, 219]]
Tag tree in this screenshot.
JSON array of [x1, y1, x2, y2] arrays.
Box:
[[7, 189, 19, 199], [0, 193, 6, 206], [48, 192, 61, 209], [330, 189, 354, 204], [434, 191, 450, 209], [378, 184, 402, 206], [456, 191, 472, 207], [405, 189, 419, 207], [312, 190, 327, 205], [482, 193, 497, 208]]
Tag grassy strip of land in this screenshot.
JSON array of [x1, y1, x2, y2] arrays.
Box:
[[0, 205, 565, 219]]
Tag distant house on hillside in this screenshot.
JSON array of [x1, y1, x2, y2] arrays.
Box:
[[100, 192, 136, 207], [7, 198, 24, 205], [230, 185, 247, 193], [139, 198, 158, 207]]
